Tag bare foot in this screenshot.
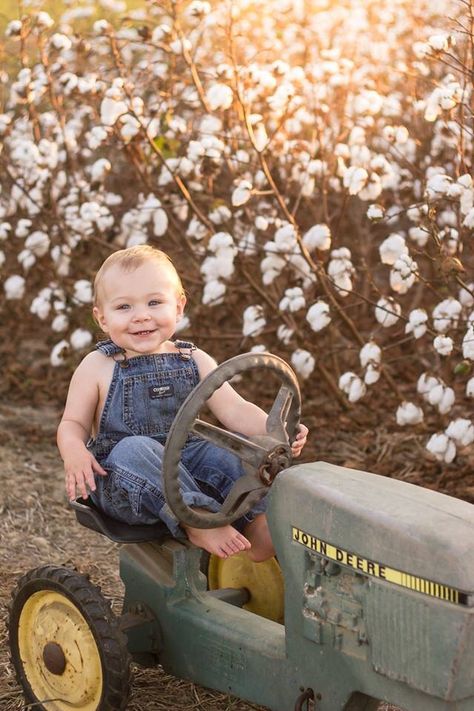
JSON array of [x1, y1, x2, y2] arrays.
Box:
[[184, 524, 251, 559]]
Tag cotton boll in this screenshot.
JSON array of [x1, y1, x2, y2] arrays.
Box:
[[343, 166, 368, 195], [291, 349, 315, 379], [327, 248, 354, 295], [120, 115, 141, 142], [52, 313, 69, 332], [417, 373, 439, 397], [25, 230, 50, 257], [153, 209, 168, 237], [396, 402, 424, 426], [466, 377, 474, 398], [0, 223, 12, 241], [73, 279, 93, 304], [367, 204, 384, 221], [18, 249, 36, 270], [339, 372, 366, 402], [242, 305, 266, 337], [0, 250, 5, 268], [432, 298, 462, 333], [426, 433, 456, 463], [359, 341, 381, 368], [408, 226, 429, 247], [364, 364, 380, 385], [36, 11, 54, 28], [50, 340, 69, 367], [231, 181, 252, 207], [5, 20, 22, 37], [187, 217, 207, 241], [208, 231, 236, 253], [50, 33, 72, 51], [255, 216, 269, 231], [303, 224, 331, 251], [279, 287, 305, 313], [390, 253, 417, 294], [202, 279, 225, 305], [277, 324, 294, 345], [428, 34, 455, 52], [379, 233, 407, 265], [90, 158, 111, 183], [80, 201, 102, 223], [425, 172, 452, 198], [445, 418, 474, 447], [100, 97, 128, 126], [253, 123, 269, 152], [433, 335, 453, 356], [169, 38, 192, 54], [209, 205, 232, 224], [30, 292, 51, 320], [462, 327, 474, 360], [87, 126, 109, 150], [459, 283, 474, 309], [4, 274, 25, 299], [405, 309, 428, 339], [15, 219, 32, 238], [437, 386, 455, 414], [239, 231, 257, 256], [375, 297, 401, 327], [306, 301, 331, 332], [70, 328, 93, 350], [261, 254, 286, 285], [206, 83, 233, 111]]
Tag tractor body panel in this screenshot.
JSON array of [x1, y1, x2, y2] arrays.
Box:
[[118, 461, 474, 710]]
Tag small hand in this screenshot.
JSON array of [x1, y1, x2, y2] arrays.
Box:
[[291, 423, 308, 458], [64, 450, 107, 501]]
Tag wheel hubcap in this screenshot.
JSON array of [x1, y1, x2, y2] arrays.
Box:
[[43, 641, 67, 675], [18, 590, 103, 710]]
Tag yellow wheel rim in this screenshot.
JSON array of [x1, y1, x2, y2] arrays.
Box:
[[18, 590, 103, 711], [208, 553, 284, 623]]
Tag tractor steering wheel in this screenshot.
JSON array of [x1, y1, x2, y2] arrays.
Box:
[[163, 352, 301, 529]]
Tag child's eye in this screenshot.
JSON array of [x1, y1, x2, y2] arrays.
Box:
[[116, 304, 130, 310], [149, 299, 163, 306]]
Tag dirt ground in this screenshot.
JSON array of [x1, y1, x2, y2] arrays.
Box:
[[0, 399, 471, 710]]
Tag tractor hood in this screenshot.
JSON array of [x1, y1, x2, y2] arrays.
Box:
[[270, 461, 474, 597]]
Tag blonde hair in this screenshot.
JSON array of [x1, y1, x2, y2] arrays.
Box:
[[93, 245, 185, 306]]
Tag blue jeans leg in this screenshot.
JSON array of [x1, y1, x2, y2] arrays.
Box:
[[90, 435, 221, 537], [181, 438, 268, 532]]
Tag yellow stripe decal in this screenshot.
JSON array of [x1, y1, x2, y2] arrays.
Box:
[[292, 526, 469, 606]]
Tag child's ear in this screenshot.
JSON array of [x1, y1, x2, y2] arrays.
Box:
[[176, 294, 186, 321], [93, 306, 108, 332]]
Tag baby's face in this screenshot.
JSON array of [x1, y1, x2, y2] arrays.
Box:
[[93, 260, 186, 356]]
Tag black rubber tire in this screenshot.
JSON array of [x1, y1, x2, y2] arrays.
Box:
[[8, 565, 131, 711]]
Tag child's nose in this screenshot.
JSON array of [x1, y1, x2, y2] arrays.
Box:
[[133, 307, 151, 321]]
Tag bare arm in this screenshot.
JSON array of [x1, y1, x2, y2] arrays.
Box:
[[193, 349, 309, 455], [57, 352, 107, 500]]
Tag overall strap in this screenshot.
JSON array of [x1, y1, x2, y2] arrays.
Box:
[[173, 339, 197, 361], [95, 339, 124, 357]]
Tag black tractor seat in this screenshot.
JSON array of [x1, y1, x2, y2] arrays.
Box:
[[69, 497, 170, 544]]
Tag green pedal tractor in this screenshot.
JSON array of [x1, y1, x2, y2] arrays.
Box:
[[7, 353, 474, 711]]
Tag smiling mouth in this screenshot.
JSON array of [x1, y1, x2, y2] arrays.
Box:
[[132, 329, 155, 336]]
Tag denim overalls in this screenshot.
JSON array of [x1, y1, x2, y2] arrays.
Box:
[[88, 339, 266, 537]]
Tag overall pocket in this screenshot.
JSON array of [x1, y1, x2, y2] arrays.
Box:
[[122, 368, 196, 437]]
